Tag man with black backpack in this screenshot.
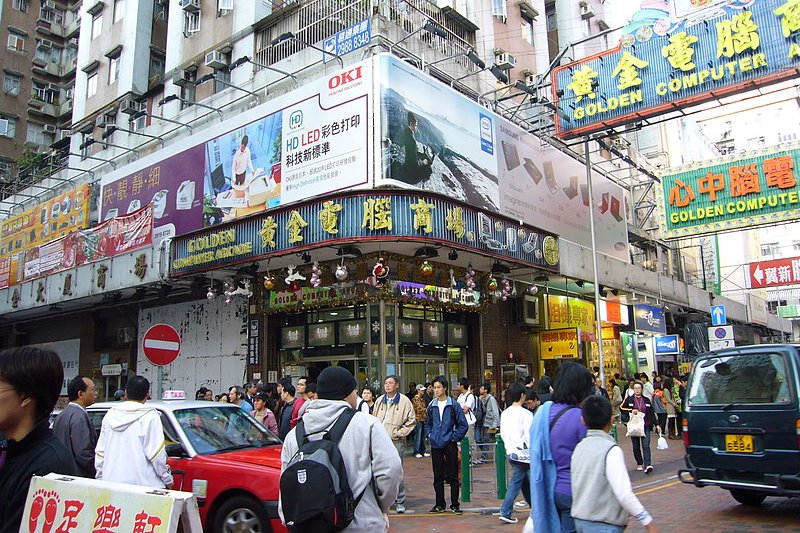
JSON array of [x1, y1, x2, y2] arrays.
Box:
[[279, 366, 402, 532]]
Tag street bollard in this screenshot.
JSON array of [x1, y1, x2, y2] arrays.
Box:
[[460, 436, 471, 503], [495, 434, 506, 500]]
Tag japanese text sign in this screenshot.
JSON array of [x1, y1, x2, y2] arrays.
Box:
[[545, 295, 596, 330], [20, 473, 202, 533], [661, 143, 800, 238], [552, 0, 800, 139], [748, 255, 800, 288], [170, 191, 560, 276], [540, 328, 579, 359]]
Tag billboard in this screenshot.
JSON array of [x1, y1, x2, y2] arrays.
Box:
[[552, 0, 800, 139], [376, 55, 629, 262], [748, 256, 800, 288], [661, 143, 800, 238], [633, 304, 667, 335], [100, 60, 372, 239], [539, 328, 579, 359], [655, 334, 680, 355]]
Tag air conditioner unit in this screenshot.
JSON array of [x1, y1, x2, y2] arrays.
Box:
[[43, 1, 56, 10], [43, 124, 57, 134], [173, 71, 189, 87], [204, 50, 228, 70], [95, 114, 113, 128], [69, 37, 79, 48], [515, 294, 542, 326], [120, 97, 141, 115], [58, 129, 70, 141], [580, 3, 595, 19], [494, 52, 516, 70], [597, 18, 610, 31], [38, 39, 53, 49], [181, 0, 201, 12], [522, 71, 537, 86]]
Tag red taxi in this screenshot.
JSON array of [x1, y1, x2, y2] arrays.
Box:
[[88, 398, 286, 532]]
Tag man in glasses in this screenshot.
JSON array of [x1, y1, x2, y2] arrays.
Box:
[[0, 347, 76, 533]]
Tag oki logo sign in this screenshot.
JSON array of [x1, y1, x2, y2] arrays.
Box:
[[328, 66, 363, 89]]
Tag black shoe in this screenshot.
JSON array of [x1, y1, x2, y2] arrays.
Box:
[[450, 505, 462, 514], [429, 506, 445, 513]]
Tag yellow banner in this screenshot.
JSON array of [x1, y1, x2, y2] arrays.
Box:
[[540, 328, 579, 360], [0, 184, 90, 257], [546, 295, 596, 330]]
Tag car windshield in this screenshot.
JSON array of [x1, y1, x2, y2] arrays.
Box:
[[173, 406, 280, 455], [689, 352, 792, 406]]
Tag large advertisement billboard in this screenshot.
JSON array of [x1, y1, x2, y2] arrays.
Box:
[[100, 60, 372, 240], [376, 55, 629, 261], [552, 0, 800, 139]]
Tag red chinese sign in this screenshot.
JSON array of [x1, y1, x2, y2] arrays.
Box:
[[748, 256, 800, 288], [22, 204, 153, 281]]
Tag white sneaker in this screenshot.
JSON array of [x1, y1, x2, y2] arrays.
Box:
[[415, 454, 423, 458], [498, 515, 518, 524], [396, 504, 405, 514], [514, 500, 528, 508], [423, 452, 431, 457]]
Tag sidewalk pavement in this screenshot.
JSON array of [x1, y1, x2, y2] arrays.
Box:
[[394, 422, 687, 515]]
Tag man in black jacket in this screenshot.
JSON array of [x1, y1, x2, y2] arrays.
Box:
[[0, 347, 76, 533], [278, 383, 296, 439], [53, 375, 98, 477]]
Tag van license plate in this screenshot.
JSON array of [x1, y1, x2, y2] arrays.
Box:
[[725, 434, 753, 453]]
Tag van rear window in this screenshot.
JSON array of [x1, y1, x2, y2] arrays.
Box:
[[688, 353, 792, 406]]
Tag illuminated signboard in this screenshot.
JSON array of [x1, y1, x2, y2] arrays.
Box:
[[552, 0, 800, 139], [540, 328, 579, 360], [661, 143, 800, 238], [170, 190, 560, 276]]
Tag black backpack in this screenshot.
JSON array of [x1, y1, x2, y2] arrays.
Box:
[[472, 393, 486, 426], [280, 408, 365, 532]]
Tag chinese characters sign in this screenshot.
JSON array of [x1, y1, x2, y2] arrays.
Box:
[[553, 0, 800, 138], [748, 255, 800, 288], [661, 143, 800, 237], [545, 295, 596, 330], [540, 328, 579, 359], [171, 191, 559, 276]]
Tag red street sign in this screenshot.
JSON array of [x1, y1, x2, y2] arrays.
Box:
[[748, 256, 800, 288], [142, 324, 181, 366]]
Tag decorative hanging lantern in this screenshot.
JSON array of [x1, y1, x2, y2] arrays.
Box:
[[420, 260, 434, 277], [263, 274, 275, 291], [487, 275, 498, 292], [465, 263, 476, 290], [310, 262, 322, 288], [501, 276, 512, 301], [335, 263, 348, 281], [206, 287, 216, 300], [372, 257, 389, 280]]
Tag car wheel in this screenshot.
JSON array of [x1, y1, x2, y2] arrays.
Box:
[[729, 489, 767, 506], [212, 496, 272, 533]]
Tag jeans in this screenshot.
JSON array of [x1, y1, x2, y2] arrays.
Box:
[[574, 518, 625, 533], [431, 441, 459, 509], [499, 461, 530, 517], [555, 492, 576, 533], [631, 429, 652, 467], [393, 439, 406, 505], [413, 421, 426, 455], [475, 424, 491, 460]]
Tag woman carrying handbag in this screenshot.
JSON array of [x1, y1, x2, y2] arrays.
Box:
[[620, 381, 656, 474]]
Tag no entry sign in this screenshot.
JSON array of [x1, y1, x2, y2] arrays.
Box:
[[142, 324, 181, 366]]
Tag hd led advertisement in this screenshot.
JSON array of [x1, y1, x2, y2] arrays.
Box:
[[376, 55, 628, 261]]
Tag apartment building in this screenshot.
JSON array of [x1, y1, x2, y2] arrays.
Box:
[[0, 0, 80, 189]]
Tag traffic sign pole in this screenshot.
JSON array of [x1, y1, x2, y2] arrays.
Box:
[[142, 324, 182, 400]]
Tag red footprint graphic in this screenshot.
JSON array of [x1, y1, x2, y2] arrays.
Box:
[[27, 491, 45, 533]]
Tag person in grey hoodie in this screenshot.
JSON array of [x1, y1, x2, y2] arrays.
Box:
[[95, 375, 173, 489], [279, 366, 402, 532]]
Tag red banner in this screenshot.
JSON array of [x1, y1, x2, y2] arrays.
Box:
[[22, 205, 153, 281], [748, 256, 800, 288]]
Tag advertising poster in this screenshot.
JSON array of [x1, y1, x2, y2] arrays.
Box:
[[100, 61, 372, 238], [376, 55, 628, 261], [22, 205, 153, 281], [540, 328, 579, 359]]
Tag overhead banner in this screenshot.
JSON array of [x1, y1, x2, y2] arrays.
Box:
[[376, 55, 629, 262], [22, 204, 153, 281], [170, 190, 560, 276], [748, 255, 800, 288], [661, 143, 800, 238], [552, 0, 800, 139], [100, 60, 372, 240]]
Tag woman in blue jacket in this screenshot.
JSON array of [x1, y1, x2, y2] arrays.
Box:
[[424, 375, 469, 514]]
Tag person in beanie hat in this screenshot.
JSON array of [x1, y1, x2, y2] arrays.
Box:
[[279, 366, 403, 532]]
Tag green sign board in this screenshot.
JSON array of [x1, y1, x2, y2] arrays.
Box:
[[661, 143, 800, 238], [778, 305, 800, 318], [621, 332, 638, 377]]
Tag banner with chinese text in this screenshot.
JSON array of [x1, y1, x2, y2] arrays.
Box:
[[661, 143, 800, 238], [552, 0, 800, 138], [540, 328, 579, 359]]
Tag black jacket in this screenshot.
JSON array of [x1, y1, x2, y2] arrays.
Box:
[[0, 420, 76, 533], [52, 402, 98, 477], [621, 394, 656, 431], [278, 400, 295, 440]]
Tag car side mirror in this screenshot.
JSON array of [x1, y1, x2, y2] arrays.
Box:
[[165, 443, 187, 457]]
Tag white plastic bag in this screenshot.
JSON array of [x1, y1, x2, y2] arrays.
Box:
[[625, 412, 645, 437], [657, 429, 669, 450], [522, 515, 534, 533]]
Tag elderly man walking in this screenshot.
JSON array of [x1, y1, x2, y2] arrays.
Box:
[[373, 374, 416, 513]]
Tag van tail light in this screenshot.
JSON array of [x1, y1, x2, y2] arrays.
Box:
[[796, 420, 800, 450], [683, 418, 690, 448]]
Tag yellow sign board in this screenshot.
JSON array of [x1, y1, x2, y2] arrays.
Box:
[[540, 328, 579, 360], [0, 184, 90, 257], [546, 295, 596, 330]]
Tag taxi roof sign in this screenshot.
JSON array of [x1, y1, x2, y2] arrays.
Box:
[[162, 390, 186, 400]]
